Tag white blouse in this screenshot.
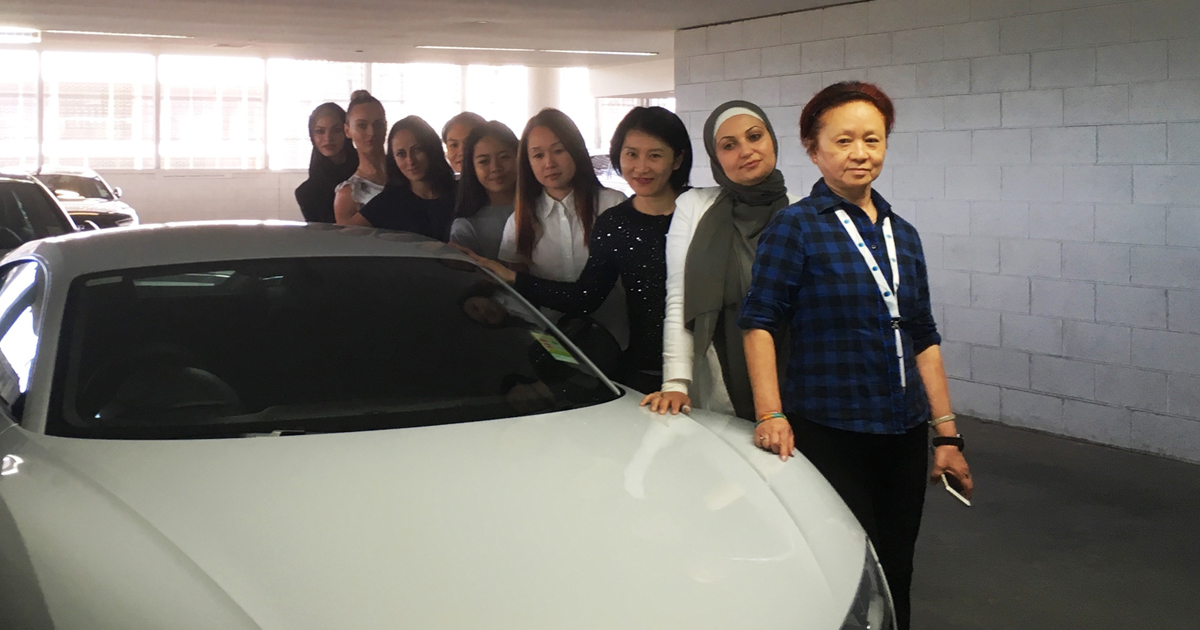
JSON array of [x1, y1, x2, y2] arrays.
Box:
[[335, 174, 386, 207], [661, 187, 801, 412], [498, 187, 628, 280], [498, 187, 629, 347]]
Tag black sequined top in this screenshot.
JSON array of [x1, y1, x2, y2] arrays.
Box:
[[514, 198, 672, 373]]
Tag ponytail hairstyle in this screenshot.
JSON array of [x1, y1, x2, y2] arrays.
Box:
[[455, 120, 519, 219], [385, 115, 456, 198], [513, 108, 601, 261]]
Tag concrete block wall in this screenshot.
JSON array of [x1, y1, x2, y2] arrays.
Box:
[[674, 0, 1200, 463], [96, 170, 308, 225]]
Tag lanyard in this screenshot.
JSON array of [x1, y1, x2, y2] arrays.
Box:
[[835, 208, 905, 389]]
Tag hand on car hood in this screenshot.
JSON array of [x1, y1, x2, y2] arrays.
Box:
[[1, 393, 865, 629]]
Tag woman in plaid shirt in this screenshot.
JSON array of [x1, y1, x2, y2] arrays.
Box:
[[739, 82, 974, 630]]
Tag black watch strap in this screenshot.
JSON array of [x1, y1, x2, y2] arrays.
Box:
[[931, 434, 965, 452]]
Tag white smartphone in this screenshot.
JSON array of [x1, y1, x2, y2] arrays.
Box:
[[941, 472, 972, 507]]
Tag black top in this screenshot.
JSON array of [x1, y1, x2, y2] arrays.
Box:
[[514, 198, 671, 373], [294, 142, 358, 224], [359, 186, 455, 241]]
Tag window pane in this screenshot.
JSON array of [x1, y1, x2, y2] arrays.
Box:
[[464, 65, 529, 137], [0, 51, 39, 170], [371, 63, 462, 138], [159, 55, 265, 169], [558, 67, 596, 152], [41, 52, 155, 170], [597, 97, 641, 154], [266, 59, 366, 170], [649, 97, 676, 112]]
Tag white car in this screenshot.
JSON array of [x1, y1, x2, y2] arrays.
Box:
[[0, 222, 892, 630], [32, 168, 140, 229]]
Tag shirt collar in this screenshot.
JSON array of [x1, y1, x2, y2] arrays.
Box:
[[537, 189, 576, 218], [810, 178, 893, 221]]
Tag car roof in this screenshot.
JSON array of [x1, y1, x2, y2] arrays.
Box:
[[5, 221, 464, 279], [0, 172, 42, 185]]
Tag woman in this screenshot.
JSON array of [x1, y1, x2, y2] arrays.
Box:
[[294, 102, 358, 224], [351, 115, 457, 241], [334, 90, 388, 225], [450, 121, 519, 259], [641, 100, 799, 420], [442, 111, 488, 176], [738, 81, 973, 630], [497, 108, 628, 343], [469, 107, 691, 393]]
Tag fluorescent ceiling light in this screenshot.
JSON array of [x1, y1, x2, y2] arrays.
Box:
[[44, 29, 191, 39], [416, 45, 656, 57], [0, 27, 41, 44]]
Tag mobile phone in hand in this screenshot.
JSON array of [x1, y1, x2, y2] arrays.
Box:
[[941, 472, 971, 507]]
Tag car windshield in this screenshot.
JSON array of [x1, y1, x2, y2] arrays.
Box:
[[49, 256, 620, 439], [0, 182, 75, 246], [36, 174, 112, 201]]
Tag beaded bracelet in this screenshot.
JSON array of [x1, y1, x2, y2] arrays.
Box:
[[758, 411, 787, 424]]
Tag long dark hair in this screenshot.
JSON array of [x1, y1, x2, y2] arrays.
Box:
[[513, 108, 601, 261], [455, 121, 519, 219], [607, 106, 693, 192], [385, 115, 456, 198], [306, 102, 357, 178]]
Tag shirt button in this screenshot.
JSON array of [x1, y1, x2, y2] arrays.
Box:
[[871, 244, 878, 250]]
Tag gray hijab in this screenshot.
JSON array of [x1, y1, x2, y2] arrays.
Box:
[[683, 100, 789, 420]]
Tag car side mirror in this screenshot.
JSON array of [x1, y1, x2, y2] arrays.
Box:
[[112, 186, 123, 199]]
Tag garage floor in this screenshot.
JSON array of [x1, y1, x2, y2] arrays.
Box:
[[911, 417, 1200, 629]]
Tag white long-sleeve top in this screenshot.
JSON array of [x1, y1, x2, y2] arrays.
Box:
[[660, 187, 801, 411]]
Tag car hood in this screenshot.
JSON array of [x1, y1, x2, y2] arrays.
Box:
[[1, 394, 865, 629], [58, 199, 135, 215]]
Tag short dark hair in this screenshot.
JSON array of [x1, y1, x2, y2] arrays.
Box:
[[455, 120, 519, 219], [607, 106, 692, 192], [441, 111, 488, 142], [800, 81, 896, 154], [386, 115, 456, 199], [513, 108, 601, 261]]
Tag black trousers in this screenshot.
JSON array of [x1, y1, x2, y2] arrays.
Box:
[[791, 418, 929, 630]]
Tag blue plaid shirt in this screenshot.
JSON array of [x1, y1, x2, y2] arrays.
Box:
[[737, 179, 941, 434]]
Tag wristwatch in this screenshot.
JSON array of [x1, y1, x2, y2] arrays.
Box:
[[931, 434, 965, 452]]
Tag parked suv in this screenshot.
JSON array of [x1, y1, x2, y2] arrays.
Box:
[[33, 167, 140, 229]]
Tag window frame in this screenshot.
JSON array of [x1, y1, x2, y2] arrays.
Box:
[[0, 260, 47, 423]]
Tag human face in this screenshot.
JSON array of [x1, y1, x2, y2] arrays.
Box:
[[345, 102, 387, 157], [473, 135, 517, 198], [619, 129, 682, 198], [526, 126, 577, 198], [714, 114, 776, 187], [444, 122, 474, 174], [311, 115, 346, 159], [808, 100, 886, 198], [391, 129, 429, 183]]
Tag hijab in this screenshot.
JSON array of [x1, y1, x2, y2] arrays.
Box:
[[295, 103, 359, 224], [683, 100, 790, 419]]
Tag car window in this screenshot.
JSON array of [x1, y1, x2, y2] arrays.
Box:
[[0, 182, 75, 245], [0, 263, 43, 415], [35, 174, 112, 201], [49, 257, 620, 439]]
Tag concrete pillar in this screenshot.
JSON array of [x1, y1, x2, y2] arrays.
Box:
[[527, 67, 560, 117]]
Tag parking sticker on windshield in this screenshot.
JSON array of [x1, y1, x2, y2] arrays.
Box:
[[530, 332, 578, 364]]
